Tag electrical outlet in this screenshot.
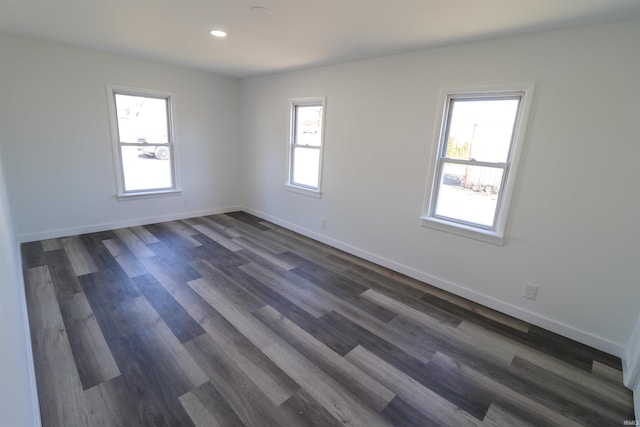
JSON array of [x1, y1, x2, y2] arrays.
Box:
[[523, 283, 538, 300], [321, 219, 327, 229]]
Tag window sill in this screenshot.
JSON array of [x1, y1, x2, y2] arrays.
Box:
[[117, 189, 182, 201], [420, 216, 504, 246], [284, 183, 322, 199]]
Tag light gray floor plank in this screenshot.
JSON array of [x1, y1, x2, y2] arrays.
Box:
[[345, 345, 482, 427], [25, 266, 89, 427], [61, 235, 99, 276], [58, 292, 120, 389], [255, 305, 395, 411], [187, 282, 393, 427], [113, 228, 156, 259]]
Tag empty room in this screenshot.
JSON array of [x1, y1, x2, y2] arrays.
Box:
[[1, 1, 639, 426]]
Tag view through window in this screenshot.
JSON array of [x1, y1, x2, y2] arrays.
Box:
[[289, 98, 324, 192], [423, 83, 535, 243], [109, 87, 177, 195], [433, 97, 520, 228]]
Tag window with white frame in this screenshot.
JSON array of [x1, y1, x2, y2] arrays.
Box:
[[107, 85, 179, 197], [286, 97, 325, 196], [422, 83, 535, 244]]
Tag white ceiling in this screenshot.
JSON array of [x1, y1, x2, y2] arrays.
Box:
[[1, 0, 639, 78]]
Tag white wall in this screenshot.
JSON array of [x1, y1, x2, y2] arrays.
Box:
[[0, 35, 242, 241], [0, 148, 39, 425], [240, 19, 640, 355]]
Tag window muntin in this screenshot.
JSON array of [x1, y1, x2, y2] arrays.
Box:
[[108, 86, 178, 197], [423, 84, 534, 243], [288, 98, 325, 193]]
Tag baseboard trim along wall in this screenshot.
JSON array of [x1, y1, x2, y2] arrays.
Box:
[[242, 206, 626, 358], [15, 241, 43, 427], [18, 206, 242, 243]]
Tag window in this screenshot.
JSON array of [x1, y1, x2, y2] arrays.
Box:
[[422, 83, 535, 244], [107, 85, 179, 198], [286, 97, 325, 197]]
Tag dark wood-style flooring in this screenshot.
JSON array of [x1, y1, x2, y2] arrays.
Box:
[[22, 212, 634, 426]]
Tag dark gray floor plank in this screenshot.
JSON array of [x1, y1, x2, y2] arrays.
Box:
[[21, 241, 46, 268], [133, 273, 206, 343], [44, 248, 83, 297], [179, 381, 246, 427], [184, 333, 293, 427]]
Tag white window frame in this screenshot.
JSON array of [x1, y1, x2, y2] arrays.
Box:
[[421, 83, 535, 245], [106, 84, 181, 199], [285, 96, 326, 198]]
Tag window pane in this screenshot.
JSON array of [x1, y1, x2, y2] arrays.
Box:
[[295, 105, 323, 146], [434, 163, 504, 228], [115, 94, 169, 144], [121, 146, 173, 192], [292, 147, 320, 188], [444, 98, 519, 162]]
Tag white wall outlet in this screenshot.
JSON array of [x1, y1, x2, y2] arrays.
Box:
[[523, 283, 539, 300], [321, 218, 327, 229]]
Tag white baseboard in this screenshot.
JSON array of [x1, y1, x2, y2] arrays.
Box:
[[16, 241, 43, 427], [18, 206, 242, 243], [242, 206, 625, 357], [634, 388, 640, 423]]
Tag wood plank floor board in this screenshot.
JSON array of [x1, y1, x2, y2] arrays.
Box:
[[190, 259, 265, 312], [179, 382, 246, 427], [205, 257, 359, 357], [225, 211, 273, 231], [286, 253, 399, 323], [254, 305, 395, 412], [63, 235, 100, 277], [57, 292, 121, 390], [380, 396, 446, 427], [428, 351, 586, 427], [184, 333, 292, 427], [107, 334, 196, 427], [44, 248, 83, 297], [197, 314, 301, 407], [21, 240, 46, 268], [78, 232, 130, 284], [345, 345, 482, 427], [24, 266, 88, 427], [84, 376, 139, 427], [320, 311, 435, 385], [112, 227, 157, 259], [133, 273, 206, 343], [103, 238, 148, 279], [239, 261, 334, 318], [509, 355, 633, 424], [23, 213, 634, 427], [182, 218, 244, 252], [278, 389, 344, 427]]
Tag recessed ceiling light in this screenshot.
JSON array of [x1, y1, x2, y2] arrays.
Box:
[[251, 6, 271, 14], [210, 30, 227, 38]]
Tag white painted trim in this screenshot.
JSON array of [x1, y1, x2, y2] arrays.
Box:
[[623, 314, 640, 390], [284, 183, 322, 198], [635, 387, 640, 423], [420, 216, 504, 245], [105, 84, 181, 198], [422, 82, 536, 245], [18, 206, 241, 243], [16, 242, 43, 427], [242, 206, 625, 357], [287, 96, 327, 193]]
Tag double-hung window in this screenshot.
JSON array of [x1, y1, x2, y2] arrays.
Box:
[[107, 85, 179, 198], [422, 83, 535, 244], [286, 97, 325, 197]]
